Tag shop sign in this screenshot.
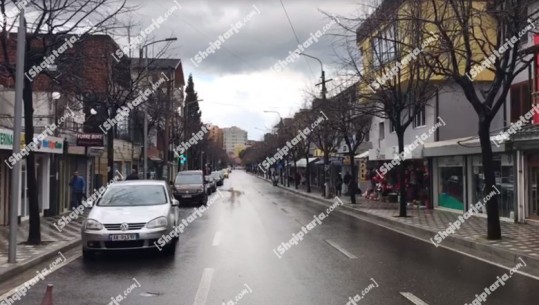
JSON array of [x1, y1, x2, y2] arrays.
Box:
[[0, 128, 63, 154], [77, 134, 104, 146], [359, 159, 367, 181]]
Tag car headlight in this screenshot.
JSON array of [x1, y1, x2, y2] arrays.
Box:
[[197, 188, 204, 193], [146, 216, 168, 229], [85, 219, 103, 231]]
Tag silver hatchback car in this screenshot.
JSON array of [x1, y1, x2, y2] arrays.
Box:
[[81, 180, 180, 259]]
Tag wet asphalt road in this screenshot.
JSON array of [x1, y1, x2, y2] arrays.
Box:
[[7, 171, 539, 305]]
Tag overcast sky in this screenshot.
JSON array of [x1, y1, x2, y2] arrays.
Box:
[[126, 0, 367, 140]]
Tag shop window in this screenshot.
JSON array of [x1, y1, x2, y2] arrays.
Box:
[[437, 156, 464, 210], [510, 81, 531, 123], [471, 154, 514, 218]]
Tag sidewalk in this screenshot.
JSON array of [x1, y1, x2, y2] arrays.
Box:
[[255, 174, 539, 278], [0, 213, 83, 283]]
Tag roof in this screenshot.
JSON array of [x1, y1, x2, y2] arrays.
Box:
[[132, 58, 182, 70], [113, 180, 167, 186]]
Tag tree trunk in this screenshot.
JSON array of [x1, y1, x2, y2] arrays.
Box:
[[305, 150, 311, 193], [107, 105, 115, 181], [23, 70, 41, 245], [478, 119, 501, 240], [349, 152, 357, 204], [397, 131, 407, 217]]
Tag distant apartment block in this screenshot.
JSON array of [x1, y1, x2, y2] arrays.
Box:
[[222, 126, 247, 153]]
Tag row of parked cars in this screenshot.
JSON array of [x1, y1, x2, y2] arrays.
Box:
[[172, 168, 230, 206], [81, 168, 231, 260]]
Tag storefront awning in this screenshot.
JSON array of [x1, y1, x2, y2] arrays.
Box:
[[355, 151, 369, 159], [423, 136, 507, 157], [295, 157, 318, 167]]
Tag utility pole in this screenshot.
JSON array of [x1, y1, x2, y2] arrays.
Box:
[[300, 52, 332, 198], [164, 67, 172, 180], [9, 9, 26, 263]]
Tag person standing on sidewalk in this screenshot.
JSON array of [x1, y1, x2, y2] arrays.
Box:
[[335, 173, 343, 196], [343, 171, 351, 195], [69, 171, 85, 209]]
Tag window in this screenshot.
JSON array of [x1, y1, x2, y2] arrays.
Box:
[[413, 105, 426, 128], [379, 122, 385, 140], [510, 81, 531, 123], [372, 24, 396, 67]]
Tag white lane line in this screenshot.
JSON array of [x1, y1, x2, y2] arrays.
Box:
[[400, 292, 430, 305], [212, 232, 223, 246], [192, 268, 214, 305], [296, 193, 539, 281], [325, 239, 358, 259]]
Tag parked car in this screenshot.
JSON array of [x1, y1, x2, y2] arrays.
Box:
[[173, 170, 208, 206], [222, 169, 229, 179], [205, 175, 216, 194], [81, 180, 180, 260], [211, 171, 224, 186]]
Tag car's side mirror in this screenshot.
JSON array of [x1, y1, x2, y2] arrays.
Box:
[[83, 199, 94, 208], [171, 198, 180, 206]]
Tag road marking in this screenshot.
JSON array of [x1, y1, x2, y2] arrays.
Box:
[[325, 239, 358, 259], [400, 292, 429, 305], [212, 231, 223, 246], [192, 268, 214, 305], [294, 192, 539, 281], [0, 253, 79, 300]]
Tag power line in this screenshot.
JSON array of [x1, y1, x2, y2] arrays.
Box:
[[278, 0, 315, 78]]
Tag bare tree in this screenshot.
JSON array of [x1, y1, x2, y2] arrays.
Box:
[[416, 0, 539, 239], [0, 0, 130, 245], [331, 83, 371, 203], [328, 2, 439, 216]]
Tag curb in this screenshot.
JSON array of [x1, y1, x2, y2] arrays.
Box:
[[254, 174, 539, 278], [0, 238, 81, 285]]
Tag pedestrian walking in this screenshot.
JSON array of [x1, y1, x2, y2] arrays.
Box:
[[335, 173, 343, 196], [343, 171, 351, 195], [69, 170, 85, 209]]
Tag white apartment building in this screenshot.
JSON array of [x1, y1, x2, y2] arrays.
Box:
[[222, 126, 247, 153]]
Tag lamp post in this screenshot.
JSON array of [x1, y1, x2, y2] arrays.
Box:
[[140, 37, 177, 179], [299, 53, 331, 100], [300, 53, 333, 198]]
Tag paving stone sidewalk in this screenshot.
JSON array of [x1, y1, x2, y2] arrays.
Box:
[[0, 213, 83, 282]]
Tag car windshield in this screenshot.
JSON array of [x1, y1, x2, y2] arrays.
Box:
[[98, 185, 167, 206], [175, 174, 203, 184], [211, 172, 220, 178]]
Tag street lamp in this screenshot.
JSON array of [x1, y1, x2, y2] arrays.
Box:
[[263, 110, 288, 185], [299, 52, 331, 100], [140, 37, 178, 179], [299, 52, 333, 197]]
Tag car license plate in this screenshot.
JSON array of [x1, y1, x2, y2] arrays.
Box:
[[182, 194, 192, 198], [109, 234, 138, 241]]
